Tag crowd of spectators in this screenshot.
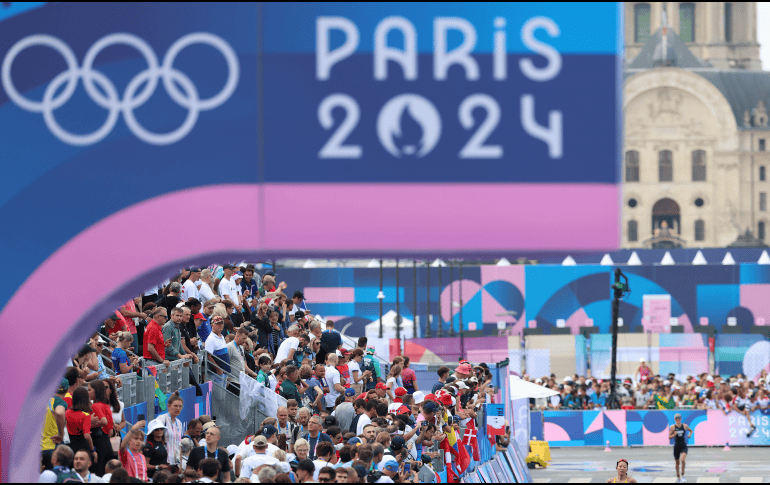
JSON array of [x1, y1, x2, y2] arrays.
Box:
[[39, 264, 506, 483], [525, 358, 770, 436]]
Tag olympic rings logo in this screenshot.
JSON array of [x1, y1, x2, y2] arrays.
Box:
[[1, 32, 240, 146]]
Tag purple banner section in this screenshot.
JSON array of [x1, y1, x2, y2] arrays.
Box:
[[262, 184, 620, 252]]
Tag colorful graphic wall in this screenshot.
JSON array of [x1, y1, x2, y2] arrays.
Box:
[[532, 409, 770, 447], [279, 264, 770, 337]]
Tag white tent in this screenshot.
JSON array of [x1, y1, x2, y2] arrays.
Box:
[[496, 258, 512, 266], [509, 376, 560, 400], [599, 254, 614, 265], [562, 255, 576, 266], [365, 310, 418, 340]]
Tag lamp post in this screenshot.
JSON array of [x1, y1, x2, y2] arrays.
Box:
[[437, 263, 443, 337], [396, 259, 401, 342], [448, 261, 455, 337], [459, 261, 464, 360], [413, 260, 418, 338], [425, 261, 431, 338], [378, 259, 384, 338]]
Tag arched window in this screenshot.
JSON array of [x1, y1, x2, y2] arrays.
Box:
[[628, 220, 638, 242], [659, 150, 673, 182], [679, 3, 695, 42], [635, 4, 651, 43], [625, 150, 640, 182], [694, 219, 705, 241], [760, 222, 766, 241], [692, 150, 706, 181]]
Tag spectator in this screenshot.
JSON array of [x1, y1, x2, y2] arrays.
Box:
[[118, 421, 147, 481], [144, 419, 170, 479], [205, 316, 231, 387], [280, 366, 304, 404], [304, 416, 333, 460], [239, 436, 279, 480], [181, 268, 201, 302], [163, 307, 197, 364], [187, 426, 231, 482], [320, 320, 342, 362], [158, 282, 183, 315], [198, 457, 222, 483], [72, 449, 102, 483], [324, 353, 345, 411], [432, 367, 450, 394], [227, 328, 255, 395], [275, 325, 301, 363], [38, 445, 79, 483], [183, 419, 202, 445], [198, 269, 217, 304], [295, 459, 315, 483], [89, 380, 115, 475], [143, 308, 171, 366], [332, 389, 357, 433], [385, 366, 402, 402], [101, 460, 122, 483], [111, 332, 140, 375], [312, 442, 335, 480], [155, 392, 185, 470], [41, 379, 69, 471], [65, 387, 97, 458]]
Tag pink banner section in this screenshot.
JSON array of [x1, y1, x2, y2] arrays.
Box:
[[262, 183, 619, 252], [303, 287, 356, 303]]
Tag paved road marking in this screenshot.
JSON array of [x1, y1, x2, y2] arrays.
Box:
[[652, 478, 678, 483], [695, 478, 720, 483], [566, 479, 592, 483], [739, 479, 763, 483]]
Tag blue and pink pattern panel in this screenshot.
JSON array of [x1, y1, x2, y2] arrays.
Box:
[[538, 410, 770, 446]]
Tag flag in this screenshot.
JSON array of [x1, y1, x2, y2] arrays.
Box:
[[440, 438, 459, 483], [462, 420, 480, 461], [455, 438, 471, 475]]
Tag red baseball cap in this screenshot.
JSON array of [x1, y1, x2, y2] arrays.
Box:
[[439, 394, 454, 406], [424, 393, 438, 402], [394, 387, 407, 397], [376, 383, 388, 390], [194, 313, 206, 320]]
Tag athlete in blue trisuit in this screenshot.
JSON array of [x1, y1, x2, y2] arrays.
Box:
[[668, 413, 692, 483]]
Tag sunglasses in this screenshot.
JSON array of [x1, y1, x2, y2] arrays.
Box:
[[319, 478, 333, 483]]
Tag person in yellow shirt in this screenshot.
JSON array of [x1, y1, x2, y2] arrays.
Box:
[[41, 379, 69, 470], [606, 458, 637, 483]]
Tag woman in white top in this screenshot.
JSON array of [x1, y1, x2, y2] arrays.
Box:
[[386, 365, 402, 402], [752, 389, 769, 411]]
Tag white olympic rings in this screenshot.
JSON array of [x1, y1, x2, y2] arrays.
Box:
[[2, 32, 240, 146]]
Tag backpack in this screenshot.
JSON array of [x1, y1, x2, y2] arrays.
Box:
[[52, 467, 82, 483]]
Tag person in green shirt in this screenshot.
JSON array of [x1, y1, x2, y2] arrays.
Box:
[[280, 365, 306, 403], [256, 354, 273, 389], [648, 385, 677, 410], [41, 379, 69, 470], [362, 348, 382, 391]]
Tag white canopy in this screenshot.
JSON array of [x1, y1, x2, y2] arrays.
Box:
[[365, 310, 418, 339], [509, 375, 560, 400]]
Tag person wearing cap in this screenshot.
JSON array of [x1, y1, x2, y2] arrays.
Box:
[[290, 290, 309, 321], [295, 458, 315, 483], [453, 363, 473, 380], [362, 347, 382, 392], [636, 357, 651, 384], [187, 424, 231, 481], [40, 379, 70, 471], [239, 435, 280, 480], [144, 419, 170, 478], [181, 268, 201, 302], [218, 265, 242, 316], [332, 388, 358, 432]]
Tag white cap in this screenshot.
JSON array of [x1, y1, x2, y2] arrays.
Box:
[[413, 391, 425, 404], [147, 419, 167, 435], [738, 378, 744, 383], [585, 379, 593, 386], [639, 357, 646, 362], [227, 445, 239, 456], [563, 376, 573, 382], [457, 382, 469, 390], [664, 380, 671, 386], [535, 378, 543, 384], [707, 375, 714, 381]]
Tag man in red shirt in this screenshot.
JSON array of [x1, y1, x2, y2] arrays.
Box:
[[143, 308, 171, 366], [105, 314, 128, 336]]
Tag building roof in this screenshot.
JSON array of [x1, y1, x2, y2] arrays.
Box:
[[625, 28, 770, 131], [626, 28, 709, 70]]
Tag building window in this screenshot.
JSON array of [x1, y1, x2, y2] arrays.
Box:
[[626, 150, 640, 182], [679, 3, 695, 42], [692, 150, 706, 181], [694, 219, 705, 241], [628, 220, 638, 242], [635, 4, 651, 43], [761, 166, 766, 182], [760, 139, 766, 151], [760, 222, 766, 241], [761, 192, 767, 212], [659, 150, 673, 182], [724, 3, 733, 42]]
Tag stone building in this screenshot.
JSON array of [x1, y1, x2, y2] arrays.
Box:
[[621, 2, 770, 248]]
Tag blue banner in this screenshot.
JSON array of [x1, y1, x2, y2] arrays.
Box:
[[262, 2, 621, 184]]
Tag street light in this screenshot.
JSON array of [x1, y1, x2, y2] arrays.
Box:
[[378, 259, 384, 338]]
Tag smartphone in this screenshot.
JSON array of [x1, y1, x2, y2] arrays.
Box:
[[138, 413, 145, 422], [404, 463, 410, 474], [493, 386, 499, 394], [212, 415, 217, 422]]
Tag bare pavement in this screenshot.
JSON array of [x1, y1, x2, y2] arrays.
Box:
[[529, 445, 770, 483]]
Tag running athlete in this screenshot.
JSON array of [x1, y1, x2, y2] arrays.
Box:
[[606, 458, 636, 483], [669, 413, 692, 483]]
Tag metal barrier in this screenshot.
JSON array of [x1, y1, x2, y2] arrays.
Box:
[[116, 373, 139, 408]]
